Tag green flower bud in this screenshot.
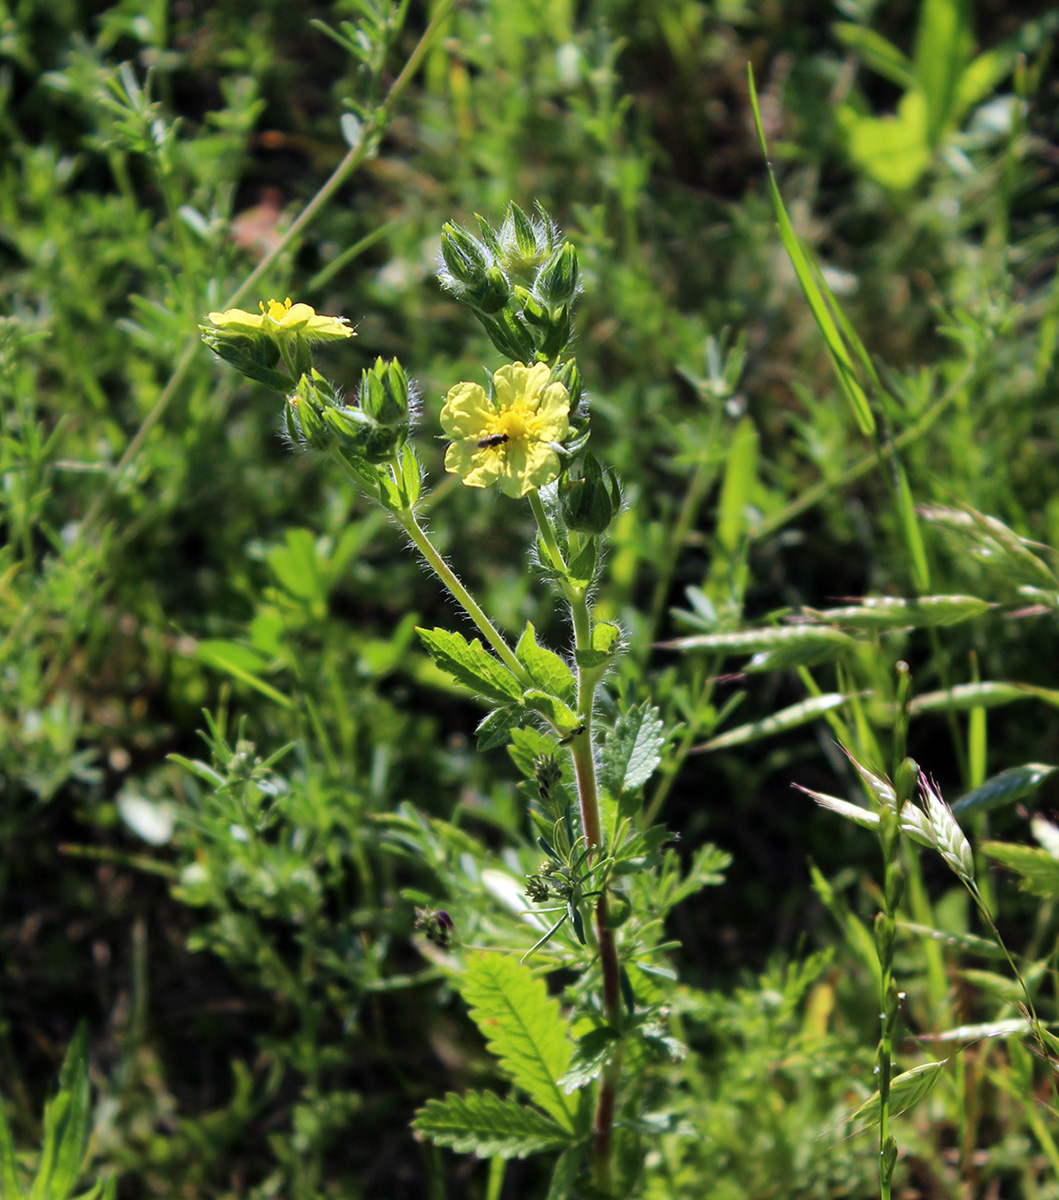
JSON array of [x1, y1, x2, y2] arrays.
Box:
[[536, 243, 580, 307], [440, 222, 489, 287], [359, 357, 410, 426], [286, 375, 334, 453], [200, 328, 292, 392], [505, 202, 543, 265], [476, 266, 511, 313], [560, 452, 622, 534]]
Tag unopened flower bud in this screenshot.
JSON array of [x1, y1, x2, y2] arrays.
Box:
[[440, 222, 489, 287], [536, 243, 580, 307], [286, 374, 335, 452], [561, 453, 622, 534], [359, 357, 410, 426]]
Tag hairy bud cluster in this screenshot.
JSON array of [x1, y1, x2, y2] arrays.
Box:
[[438, 202, 582, 365], [285, 359, 413, 465]]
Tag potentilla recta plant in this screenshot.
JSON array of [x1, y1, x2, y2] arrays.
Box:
[[201, 203, 728, 1197]]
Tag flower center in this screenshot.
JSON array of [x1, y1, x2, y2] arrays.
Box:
[[262, 297, 294, 320], [487, 402, 540, 446]]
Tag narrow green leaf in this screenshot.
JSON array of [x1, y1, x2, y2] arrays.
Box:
[[412, 1091, 574, 1158], [849, 1059, 946, 1130], [700, 693, 852, 752], [416, 627, 524, 705], [30, 1024, 89, 1200], [961, 968, 1028, 1008], [913, 0, 974, 145], [748, 65, 875, 436], [545, 1147, 584, 1200], [832, 22, 915, 88], [0, 1096, 23, 1200], [516, 623, 577, 706], [460, 952, 575, 1130], [195, 640, 293, 707], [981, 841, 1059, 899], [600, 702, 665, 795], [896, 920, 1008, 960], [896, 463, 931, 590], [715, 417, 758, 553], [952, 764, 1056, 817]]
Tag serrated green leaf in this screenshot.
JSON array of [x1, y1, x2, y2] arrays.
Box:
[[516, 623, 577, 706], [601, 702, 665, 796], [849, 1060, 946, 1130], [952, 764, 1056, 817], [981, 841, 1059, 898], [461, 953, 575, 1130], [523, 690, 580, 736], [476, 706, 522, 752], [700, 693, 852, 751], [416, 627, 524, 704], [557, 1027, 619, 1094], [412, 1091, 573, 1158]]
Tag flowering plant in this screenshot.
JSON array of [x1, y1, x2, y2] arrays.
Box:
[[200, 203, 725, 1195]]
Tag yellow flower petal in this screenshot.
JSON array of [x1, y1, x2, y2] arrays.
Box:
[[206, 307, 265, 333], [441, 382, 495, 438]]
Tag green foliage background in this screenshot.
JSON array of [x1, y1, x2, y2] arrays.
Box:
[[2, 0, 1059, 1196]]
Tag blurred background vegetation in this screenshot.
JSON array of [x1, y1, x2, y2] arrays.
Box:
[[2, 0, 1059, 1196]]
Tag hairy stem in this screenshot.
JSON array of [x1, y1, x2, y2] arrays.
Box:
[[399, 510, 532, 687], [568, 585, 623, 1191]]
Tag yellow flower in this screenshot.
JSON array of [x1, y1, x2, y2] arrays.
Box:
[[441, 362, 570, 498], [206, 297, 353, 342]]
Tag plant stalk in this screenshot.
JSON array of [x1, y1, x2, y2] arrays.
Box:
[[399, 510, 532, 688], [567, 585, 623, 1191]]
